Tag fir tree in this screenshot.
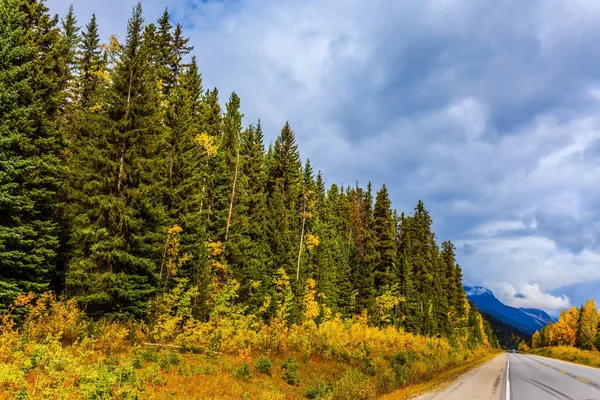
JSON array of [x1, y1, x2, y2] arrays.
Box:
[[77, 14, 102, 107], [67, 3, 164, 318], [373, 184, 396, 293], [0, 0, 67, 308], [268, 122, 302, 285]]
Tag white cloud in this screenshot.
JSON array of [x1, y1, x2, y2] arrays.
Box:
[[489, 282, 570, 311]]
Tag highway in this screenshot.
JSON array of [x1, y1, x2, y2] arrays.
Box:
[[509, 353, 600, 399], [415, 352, 600, 399]]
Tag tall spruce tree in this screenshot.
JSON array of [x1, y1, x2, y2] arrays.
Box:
[[373, 184, 396, 293], [67, 3, 165, 318], [268, 122, 302, 285], [0, 0, 67, 308]]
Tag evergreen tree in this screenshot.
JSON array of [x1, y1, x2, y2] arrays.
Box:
[[67, 3, 164, 318], [163, 57, 206, 281], [0, 0, 67, 308], [348, 183, 377, 312], [268, 122, 302, 284], [373, 184, 396, 293], [225, 122, 270, 308], [77, 14, 102, 107]]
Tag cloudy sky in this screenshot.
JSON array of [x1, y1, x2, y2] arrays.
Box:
[[47, 0, 600, 314]]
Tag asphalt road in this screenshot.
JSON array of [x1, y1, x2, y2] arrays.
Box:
[[414, 353, 507, 400], [509, 353, 600, 400], [415, 352, 600, 399]]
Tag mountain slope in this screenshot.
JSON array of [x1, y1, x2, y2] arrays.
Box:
[[465, 286, 554, 334], [480, 311, 530, 349]]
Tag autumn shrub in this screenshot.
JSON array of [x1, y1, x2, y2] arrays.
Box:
[[79, 361, 142, 399], [372, 359, 396, 395], [305, 381, 332, 399], [390, 352, 409, 385], [254, 355, 272, 375], [331, 368, 377, 400], [141, 347, 160, 363], [159, 353, 179, 371], [281, 357, 300, 385], [15, 292, 85, 344], [233, 361, 252, 381], [529, 345, 600, 368], [92, 321, 130, 357], [0, 363, 27, 397]]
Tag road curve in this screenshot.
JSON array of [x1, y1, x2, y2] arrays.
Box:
[[509, 353, 600, 399], [415, 353, 507, 400]]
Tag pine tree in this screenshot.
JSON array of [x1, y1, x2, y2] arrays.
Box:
[[0, 0, 67, 308], [67, 3, 165, 318], [348, 183, 377, 313], [77, 14, 102, 107], [162, 57, 206, 282], [225, 122, 270, 308], [268, 122, 302, 285], [373, 184, 396, 293]]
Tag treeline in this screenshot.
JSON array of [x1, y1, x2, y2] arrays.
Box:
[[0, 0, 495, 346], [532, 299, 600, 350], [480, 312, 530, 350]]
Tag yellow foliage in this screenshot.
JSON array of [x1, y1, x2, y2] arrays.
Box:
[[161, 225, 193, 283], [304, 233, 320, 251], [206, 239, 224, 258], [195, 133, 219, 157], [374, 286, 401, 326], [88, 103, 103, 112], [108, 34, 120, 53], [16, 292, 83, 344], [92, 69, 111, 84], [532, 331, 541, 348]]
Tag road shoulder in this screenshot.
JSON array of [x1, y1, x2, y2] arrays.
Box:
[[381, 352, 504, 400]]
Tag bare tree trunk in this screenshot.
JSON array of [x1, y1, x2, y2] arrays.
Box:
[[296, 195, 307, 283], [225, 131, 241, 242], [117, 72, 133, 199]]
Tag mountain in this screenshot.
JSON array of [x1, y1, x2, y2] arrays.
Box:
[[464, 285, 554, 335], [480, 311, 530, 350]]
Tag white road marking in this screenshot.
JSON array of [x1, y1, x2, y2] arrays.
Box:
[[506, 354, 510, 400]]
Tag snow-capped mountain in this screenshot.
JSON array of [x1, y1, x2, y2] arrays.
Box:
[[464, 285, 554, 335]]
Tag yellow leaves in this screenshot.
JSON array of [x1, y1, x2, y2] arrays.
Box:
[[304, 234, 320, 251], [205, 239, 223, 258], [374, 288, 401, 326], [259, 296, 271, 315], [92, 69, 111, 84], [237, 347, 252, 364], [162, 225, 192, 280], [108, 34, 120, 53], [13, 292, 35, 308], [89, 103, 103, 112], [250, 280, 262, 289], [532, 331, 541, 348], [303, 278, 320, 324], [195, 133, 219, 157]]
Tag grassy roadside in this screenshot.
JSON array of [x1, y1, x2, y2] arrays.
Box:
[[528, 346, 600, 369], [380, 351, 501, 400]]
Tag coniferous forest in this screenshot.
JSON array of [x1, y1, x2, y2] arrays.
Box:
[[0, 2, 499, 398]]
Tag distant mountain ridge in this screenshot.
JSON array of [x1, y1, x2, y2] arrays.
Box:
[[464, 285, 554, 335]]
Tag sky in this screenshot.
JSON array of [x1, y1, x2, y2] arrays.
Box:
[[46, 0, 600, 315]]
